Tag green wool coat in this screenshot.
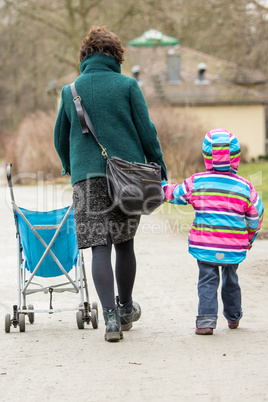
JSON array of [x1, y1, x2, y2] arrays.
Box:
[[54, 52, 167, 186]]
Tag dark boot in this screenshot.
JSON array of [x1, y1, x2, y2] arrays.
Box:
[[103, 307, 123, 342], [116, 296, 141, 331]]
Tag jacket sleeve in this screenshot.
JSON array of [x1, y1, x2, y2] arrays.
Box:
[[162, 176, 194, 205], [245, 183, 264, 249], [54, 87, 71, 176], [130, 79, 167, 180]]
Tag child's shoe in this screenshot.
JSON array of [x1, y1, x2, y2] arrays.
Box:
[[228, 320, 239, 329], [116, 296, 141, 331], [103, 307, 123, 342], [195, 327, 213, 335]]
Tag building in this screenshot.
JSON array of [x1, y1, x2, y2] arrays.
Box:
[[125, 45, 268, 157]]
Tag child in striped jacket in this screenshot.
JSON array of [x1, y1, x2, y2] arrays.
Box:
[[162, 128, 264, 335]]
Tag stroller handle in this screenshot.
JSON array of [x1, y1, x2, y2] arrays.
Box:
[[7, 163, 13, 188]]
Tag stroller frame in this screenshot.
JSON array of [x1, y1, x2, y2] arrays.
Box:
[[5, 163, 98, 332]]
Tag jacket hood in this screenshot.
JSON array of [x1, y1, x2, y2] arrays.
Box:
[[203, 128, 241, 173]]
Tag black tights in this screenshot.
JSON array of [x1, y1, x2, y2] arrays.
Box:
[[91, 235, 136, 310]]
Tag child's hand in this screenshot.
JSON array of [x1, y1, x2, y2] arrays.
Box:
[[162, 181, 177, 202]]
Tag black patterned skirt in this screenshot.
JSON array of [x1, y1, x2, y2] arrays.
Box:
[[73, 177, 141, 249]]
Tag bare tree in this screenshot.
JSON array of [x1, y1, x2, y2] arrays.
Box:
[[1, 0, 267, 134], [3, 0, 107, 71]]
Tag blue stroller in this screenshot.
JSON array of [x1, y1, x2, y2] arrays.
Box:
[[5, 164, 98, 333]]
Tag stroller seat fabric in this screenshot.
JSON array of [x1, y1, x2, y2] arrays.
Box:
[[17, 206, 78, 278]]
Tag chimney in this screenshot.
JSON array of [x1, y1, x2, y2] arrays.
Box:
[[131, 65, 143, 86], [167, 48, 181, 83], [195, 62, 210, 85]]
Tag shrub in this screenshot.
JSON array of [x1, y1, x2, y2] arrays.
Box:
[[149, 106, 206, 181], [150, 106, 250, 181], [257, 154, 268, 162], [0, 130, 11, 159], [5, 110, 62, 182], [239, 144, 249, 163]]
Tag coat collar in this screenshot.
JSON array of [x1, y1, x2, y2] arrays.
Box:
[[79, 52, 121, 74]]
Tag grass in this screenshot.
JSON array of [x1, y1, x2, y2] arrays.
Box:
[[238, 162, 268, 231], [160, 161, 268, 235]]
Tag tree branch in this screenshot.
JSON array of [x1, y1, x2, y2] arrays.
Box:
[[18, 9, 72, 38]]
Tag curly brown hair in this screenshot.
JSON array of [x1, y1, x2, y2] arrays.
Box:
[[79, 25, 125, 64]]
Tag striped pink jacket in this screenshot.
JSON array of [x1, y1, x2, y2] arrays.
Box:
[[163, 128, 264, 264]]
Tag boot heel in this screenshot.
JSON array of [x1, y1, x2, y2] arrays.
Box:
[[103, 307, 123, 342], [105, 332, 121, 342], [121, 322, 132, 331]]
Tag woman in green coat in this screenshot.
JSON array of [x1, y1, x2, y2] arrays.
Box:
[[54, 25, 167, 342]]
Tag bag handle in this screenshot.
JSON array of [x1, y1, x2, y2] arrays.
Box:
[[70, 82, 108, 159]]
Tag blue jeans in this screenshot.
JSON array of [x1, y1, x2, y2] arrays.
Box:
[[196, 260, 243, 329]]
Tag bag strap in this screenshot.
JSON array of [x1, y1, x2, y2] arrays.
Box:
[[70, 82, 108, 158]]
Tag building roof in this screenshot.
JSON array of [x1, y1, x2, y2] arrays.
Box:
[[124, 45, 268, 106], [48, 45, 268, 106]]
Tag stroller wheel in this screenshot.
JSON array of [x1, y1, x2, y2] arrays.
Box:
[[76, 310, 84, 329], [19, 314, 25, 332], [92, 301, 98, 312], [5, 314, 11, 333], [28, 304, 35, 324], [91, 308, 98, 329]]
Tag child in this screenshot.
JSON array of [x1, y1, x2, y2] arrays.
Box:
[[163, 128, 264, 335]]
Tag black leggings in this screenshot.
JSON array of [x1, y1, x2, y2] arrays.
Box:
[[91, 235, 136, 310]]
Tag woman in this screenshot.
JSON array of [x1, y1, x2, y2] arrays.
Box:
[[54, 25, 167, 342]]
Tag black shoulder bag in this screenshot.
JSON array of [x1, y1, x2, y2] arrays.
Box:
[[70, 81, 165, 215]]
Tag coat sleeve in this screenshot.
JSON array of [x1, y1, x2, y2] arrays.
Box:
[[162, 176, 194, 205], [245, 183, 264, 249], [130, 79, 167, 180], [54, 87, 71, 176]]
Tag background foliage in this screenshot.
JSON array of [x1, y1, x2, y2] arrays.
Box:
[[1, 0, 268, 132]]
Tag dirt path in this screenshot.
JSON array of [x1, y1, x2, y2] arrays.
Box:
[[0, 175, 267, 401]]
